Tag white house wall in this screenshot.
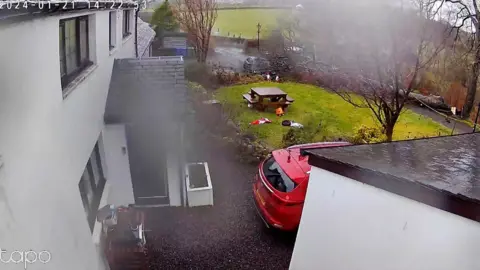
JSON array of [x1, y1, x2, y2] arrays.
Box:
[[101, 124, 135, 206], [290, 166, 480, 270], [115, 10, 136, 59], [0, 9, 135, 270]]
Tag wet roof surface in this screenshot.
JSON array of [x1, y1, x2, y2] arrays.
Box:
[[162, 36, 187, 49], [137, 18, 156, 57], [307, 134, 480, 200]]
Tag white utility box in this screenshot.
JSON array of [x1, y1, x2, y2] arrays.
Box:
[[185, 162, 213, 207]]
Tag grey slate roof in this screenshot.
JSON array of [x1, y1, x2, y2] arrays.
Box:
[[137, 18, 156, 58], [105, 57, 186, 124], [306, 133, 480, 221]]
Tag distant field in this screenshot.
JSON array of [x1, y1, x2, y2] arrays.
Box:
[[214, 9, 286, 39], [140, 8, 286, 39]]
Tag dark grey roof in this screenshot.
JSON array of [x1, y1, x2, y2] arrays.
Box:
[[105, 57, 186, 124], [163, 36, 187, 49], [306, 133, 480, 222], [137, 18, 156, 58]]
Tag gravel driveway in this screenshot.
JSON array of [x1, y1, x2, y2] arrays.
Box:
[[208, 46, 253, 72], [143, 110, 295, 270]]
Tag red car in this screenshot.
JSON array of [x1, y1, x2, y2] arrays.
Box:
[[253, 142, 351, 231]]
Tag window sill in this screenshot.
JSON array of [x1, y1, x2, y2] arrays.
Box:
[[62, 64, 98, 100], [122, 33, 132, 43], [109, 46, 118, 55]]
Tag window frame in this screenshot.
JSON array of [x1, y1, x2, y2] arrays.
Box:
[[109, 11, 116, 50], [59, 15, 92, 89], [123, 10, 131, 38], [79, 142, 107, 232]]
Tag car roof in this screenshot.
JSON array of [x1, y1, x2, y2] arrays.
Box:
[[272, 148, 310, 183], [273, 142, 352, 183]]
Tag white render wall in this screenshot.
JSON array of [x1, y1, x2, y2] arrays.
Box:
[[290, 166, 480, 270], [101, 125, 135, 207], [0, 9, 135, 270]]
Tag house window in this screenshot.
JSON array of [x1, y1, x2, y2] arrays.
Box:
[[59, 16, 91, 89], [109, 11, 116, 50], [123, 10, 131, 37], [79, 142, 106, 232], [79, 167, 94, 216]]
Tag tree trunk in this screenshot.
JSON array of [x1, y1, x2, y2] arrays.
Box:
[[195, 38, 208, 63], [385, 123, 394, 142], [464, 58, 480, 118], [195, 46, 205, 63], [463, 38, 480, 119], [197, 49, 207, 63], [196, 49, 203, 63]]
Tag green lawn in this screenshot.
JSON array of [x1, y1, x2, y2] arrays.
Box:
[[216, 82, 452, 148], [214, 9, 286, 38]]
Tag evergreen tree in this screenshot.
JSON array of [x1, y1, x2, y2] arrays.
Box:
[[151, 0, 178, 32]]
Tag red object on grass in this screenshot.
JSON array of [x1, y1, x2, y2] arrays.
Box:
[[250, 117, 272, 125]]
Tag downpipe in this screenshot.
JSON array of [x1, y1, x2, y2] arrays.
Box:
[[135, 8, 139, 58]]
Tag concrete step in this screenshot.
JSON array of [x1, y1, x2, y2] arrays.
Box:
[[135, 196, 170, 206]]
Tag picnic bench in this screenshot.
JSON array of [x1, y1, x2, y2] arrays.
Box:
[[242, 87, 295, 112]]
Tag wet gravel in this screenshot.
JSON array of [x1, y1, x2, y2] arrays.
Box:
[[207, 46, 252, 72], [143, 120, 295, 269]]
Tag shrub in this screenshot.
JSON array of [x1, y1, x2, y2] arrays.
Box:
[[212, 66, 264, 86], [185, 62, 211, 86], [188, 81, 207, 94], [282, 120, 322, 147], [351, 125, 387, 144], [186, 62, 266, 88]]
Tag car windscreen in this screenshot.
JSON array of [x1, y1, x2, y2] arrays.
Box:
[[262, 156, 297, 192]]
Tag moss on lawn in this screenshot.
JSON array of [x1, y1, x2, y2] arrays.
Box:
[[215, 82, 451, 148]]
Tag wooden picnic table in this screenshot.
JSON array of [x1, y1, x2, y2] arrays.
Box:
[[242, 87, 294, 112]]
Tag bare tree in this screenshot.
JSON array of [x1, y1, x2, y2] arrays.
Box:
[[310, 0, 447, 141], [432, 0, 480, 118], [173, 0, 217, 63]]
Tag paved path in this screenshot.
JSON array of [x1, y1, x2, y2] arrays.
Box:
[[406, 105, 473, 134]]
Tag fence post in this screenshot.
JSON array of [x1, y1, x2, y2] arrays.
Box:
[[473, 102, 480, 133]]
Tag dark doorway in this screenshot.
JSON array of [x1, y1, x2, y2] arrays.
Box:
[[125, 123, 169, 205]]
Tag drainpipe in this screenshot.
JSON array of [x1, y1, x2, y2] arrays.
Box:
[[135, 8, 139, 58]]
